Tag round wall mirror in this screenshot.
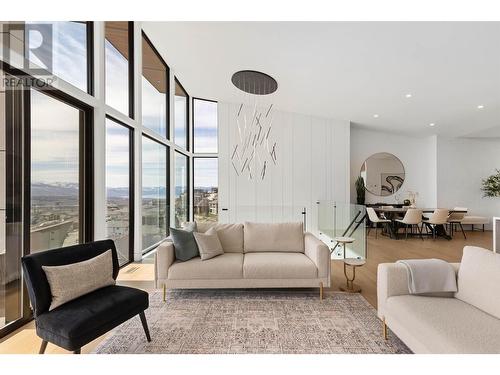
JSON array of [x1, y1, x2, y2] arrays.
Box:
[[360, 152, 405, 196]]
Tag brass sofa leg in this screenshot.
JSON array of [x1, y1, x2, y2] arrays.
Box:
[[319, 282, 324, 300], [163, 284, 166, 302], [383, 317, 388, 340]]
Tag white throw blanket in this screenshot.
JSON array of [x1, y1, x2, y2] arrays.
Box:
[[396, 259, 457, 294]]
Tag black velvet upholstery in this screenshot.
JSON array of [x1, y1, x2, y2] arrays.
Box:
[[36, 285, 148, 351], [21, 240, 150, 352], [22, 239, 119, 317]]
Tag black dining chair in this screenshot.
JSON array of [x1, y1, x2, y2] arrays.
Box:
[[21, 239, 151, 354]]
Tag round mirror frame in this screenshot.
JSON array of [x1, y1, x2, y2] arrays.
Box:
[[360, 152, 405, 196]]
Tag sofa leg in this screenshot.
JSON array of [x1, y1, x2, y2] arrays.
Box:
[[382, 318, 388, 340], [139, 311, 152, 342], [73, 348, 81, 354], [319, 282, 324, 300], [39, 340, 48, 354], [163, 284, 166, 302]]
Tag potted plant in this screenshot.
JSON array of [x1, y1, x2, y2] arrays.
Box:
[[355, 176, 366, 205], [482, 169, 500, 197]]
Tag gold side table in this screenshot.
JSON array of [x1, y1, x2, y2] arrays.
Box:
[[340, 258, 366, 293], [333, 236, 365, 293]]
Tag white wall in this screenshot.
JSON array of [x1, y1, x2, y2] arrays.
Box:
[[218, 102, 350, 232], [350, 127, 437, 208], [437, 137, 500, 229]]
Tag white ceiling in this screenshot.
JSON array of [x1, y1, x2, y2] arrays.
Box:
[[142, 22, 500, 137]]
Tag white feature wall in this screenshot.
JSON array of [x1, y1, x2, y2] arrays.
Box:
[[437, 137, 500, 230], [218, 102, 350, 232], [350, 127, 437, 208]]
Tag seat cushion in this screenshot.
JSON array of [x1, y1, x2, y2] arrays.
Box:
[[455, 246, 500, 319], [168, 253, 243, 280], [386, 295, 500, 353], [36, 285, 148, 351], [212, 223, 244, 253], [460, 216, 489, 225], [243, 252, 317, 279], [244, 222, 304, 253]]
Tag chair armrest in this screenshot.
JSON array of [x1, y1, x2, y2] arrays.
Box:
[[377, 262, 460, 318], [154, 241, 175, 288], [304, 232, 330, 279]]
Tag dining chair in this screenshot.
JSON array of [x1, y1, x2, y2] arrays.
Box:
[[447, 207, 467, 239], [366, 207, 392, 239], [395, 209, 423, 240], [423, 208, 450, 239]]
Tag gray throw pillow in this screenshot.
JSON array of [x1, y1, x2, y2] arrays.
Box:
[[170, 227, 199, 261], [42, 250, 115, 311]]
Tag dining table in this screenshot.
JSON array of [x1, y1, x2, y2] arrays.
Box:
[[372, 207, 467, 240]]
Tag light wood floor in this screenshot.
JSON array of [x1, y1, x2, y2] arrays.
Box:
[[0, 230, 492, 354]]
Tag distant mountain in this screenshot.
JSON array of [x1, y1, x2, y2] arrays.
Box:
[[31, 183, 78, 197]]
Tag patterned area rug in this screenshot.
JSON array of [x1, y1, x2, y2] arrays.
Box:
[[93, 289, 411, 354]]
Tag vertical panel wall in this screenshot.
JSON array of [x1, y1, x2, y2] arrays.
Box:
[[218, 102, 350, 233]]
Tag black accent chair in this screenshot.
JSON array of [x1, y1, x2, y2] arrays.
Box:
[[21, 239, 150, 354]]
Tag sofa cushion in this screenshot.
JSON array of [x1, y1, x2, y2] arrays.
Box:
[[244, 222, 304, 253], [386, 295, 500, 353], [455, 246, 500, 319], [243, 252, 317, 279], [168, 253, 243, 280], [36, 285, 148, 351], [212, 223, 244, 253]]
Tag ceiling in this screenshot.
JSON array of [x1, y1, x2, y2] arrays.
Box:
[[142, 22, 500, 137]]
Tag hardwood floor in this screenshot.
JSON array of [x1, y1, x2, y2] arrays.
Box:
[[0, 230, 492, 354]]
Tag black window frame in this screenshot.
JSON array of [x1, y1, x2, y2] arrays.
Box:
[[104, 115, 135, 265], [26, 84, 95, 251], [174, 150, 190, 227], [192, 156, 219, 224], [141, 133, 170, 254], [141, 31, 170, 140], [192, 97, 218, 154], [104, 21, 135, 119], [174, 77, 189, 151]]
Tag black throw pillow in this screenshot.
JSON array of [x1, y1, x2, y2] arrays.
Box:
[[170, 227, 199, 261]]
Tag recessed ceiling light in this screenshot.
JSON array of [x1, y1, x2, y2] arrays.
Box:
[[405, 93, 412, 98], [477, 105, 484, 109], [373, 114, 379, 118], [429, 123, 436, 127]]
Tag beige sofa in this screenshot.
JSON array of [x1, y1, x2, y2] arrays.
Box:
[[377, 246, 500, 354], [154, 222, 330, 299]]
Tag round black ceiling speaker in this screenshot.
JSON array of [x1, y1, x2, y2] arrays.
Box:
[[231, 70, 278, 95]]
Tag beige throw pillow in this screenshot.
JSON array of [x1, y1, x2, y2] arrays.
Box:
[[193, 227, 224, 260], [42, 250, 115, 311]]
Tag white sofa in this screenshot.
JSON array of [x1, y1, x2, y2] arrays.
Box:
[[155, 222, 330, 299], [377, 246, 500, 353]]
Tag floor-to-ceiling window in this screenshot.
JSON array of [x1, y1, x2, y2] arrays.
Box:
[[193, 98, 218, 153], [174, 151, 189, 227], [174, 79, 188, 150], [193, 158, 218, 223], [193, 98, 218, 223], [142, 136, 168, 252], [25, 21, 92, 93], [30, 89, 87, 253], [105, 22, 133, 117], [141, 33, 168, 138], [105, 118, 133, 266]]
